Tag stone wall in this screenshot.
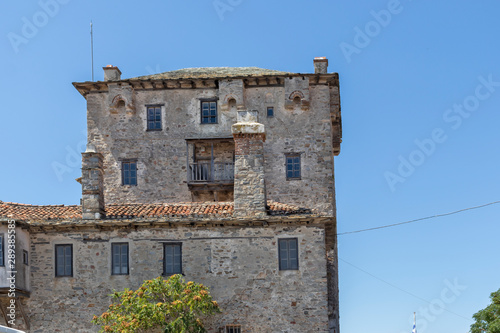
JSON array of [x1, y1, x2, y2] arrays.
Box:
[[81, 151, 104, 219], [249, 85, 338, 215], [0, 225, 30, 292], [26, 224, 329, 332], [325, 219, 340, 333], [233, 133, 267, 217], [193, 141, 234, 163], [0, 225, 31, 331], [86, 80, 339, 214]]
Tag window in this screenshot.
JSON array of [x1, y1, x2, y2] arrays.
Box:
[[0, 235, 4, 267], [147, 106, 162, 131], [201, 100, 217, 124], [163, 243, 182, 275], [55, 244, 73, 277], [278, 238, 298, 270], [112, 243, 129, 275], [228, 98, 236, 111], [267, 107, 274, 117], [285, 154, 301, 180], [225, 325, 241, 333], [23, 250, 28, 265], [122, 161, 137, 185]]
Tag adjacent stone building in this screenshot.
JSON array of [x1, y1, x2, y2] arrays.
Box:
[[0, 57, 342, 332]]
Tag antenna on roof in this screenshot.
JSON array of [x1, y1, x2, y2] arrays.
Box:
[[90, 21, 94, 82]]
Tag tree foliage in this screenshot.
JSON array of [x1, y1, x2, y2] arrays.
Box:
[[471, 288, 500, 333], [92, 275, 221, 333]]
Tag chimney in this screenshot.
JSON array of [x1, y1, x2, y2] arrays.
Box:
[[103, 65, 122, 81], [232, 110, 267, 218], [81, 144, 105, 219], [314, 57, 328, 74]]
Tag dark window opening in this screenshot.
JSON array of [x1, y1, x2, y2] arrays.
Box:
[[23, 250, 28, 265], [112, 243, 129, 275], [163, 243, 182, 275], [228, 98, 236, 110], [267, 107, 274, 117], [293, 96, 301, 105], [55, 244, 73, 277], [279, 238, 298, 270], [117, 100, 126, 108], [147, 106, 162, 131], [225, 325, 242, 333], [285, 154, 301, 180], [201, 101, 217, 124], [122, 161, 137, 185]]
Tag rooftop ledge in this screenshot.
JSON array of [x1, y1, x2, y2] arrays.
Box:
[[72, 67, 339, 97]]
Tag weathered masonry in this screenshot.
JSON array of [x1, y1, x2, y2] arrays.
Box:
[[0, 57, 343, 333]]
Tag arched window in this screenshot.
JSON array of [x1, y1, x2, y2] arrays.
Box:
[[228, 98, 236, 111], [111, 95, 127, 114]]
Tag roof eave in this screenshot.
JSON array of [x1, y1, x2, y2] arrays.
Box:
[[23, 214, 332, 231], [72, 72, 339, 97]]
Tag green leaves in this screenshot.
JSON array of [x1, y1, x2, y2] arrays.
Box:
[[470, 289, 500, 333], [92, 275, 221, 333]]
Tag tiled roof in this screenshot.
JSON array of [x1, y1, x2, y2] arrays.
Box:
[[132, 67, 293, 81], [106, 202, 234, 218], [0, 202, 81, 221], [267, 202, 313, 216], [0, 201, 312, 222]]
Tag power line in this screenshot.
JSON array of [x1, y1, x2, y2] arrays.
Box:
[[339, 258, 472, 322], [337, 200, 500, 236]]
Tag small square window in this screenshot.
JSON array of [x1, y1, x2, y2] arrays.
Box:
[[279, 238, 298, 270], [112, 243, 129, 275], [225, 325, 241, 333], [0, 235, 4, 267], [163, 243, 182, 275], [23, 250, 28, 266], [267, 107, 274, 117], [201, 101, 217, 124], [55, 244, 73, 277], [122, 161, 137, 186], [285, 154, 301, 180], [147, 106, 162, 131]]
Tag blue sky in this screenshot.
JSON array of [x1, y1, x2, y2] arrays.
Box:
[[1, 1, 499, 332]]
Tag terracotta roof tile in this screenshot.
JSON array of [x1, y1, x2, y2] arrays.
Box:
[[0, 201, 312, 222], [0, 202, 82, 220]]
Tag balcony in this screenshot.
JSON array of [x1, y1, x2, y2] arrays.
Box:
[[185, 137, 235, 201], [188, 161, 234, 183]]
